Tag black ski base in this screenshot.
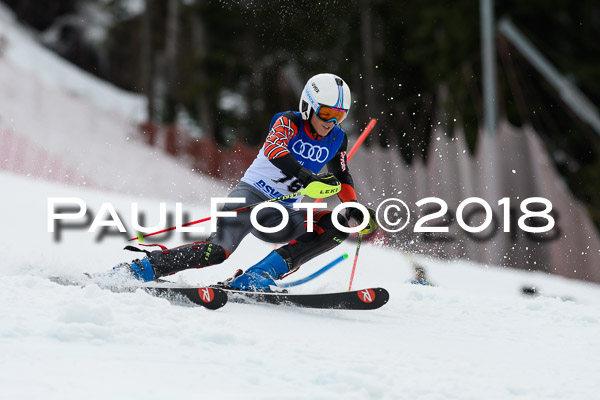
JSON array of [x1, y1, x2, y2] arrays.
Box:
[[148, 287, 228, 310], [216, 287, 389, 310], [49, 276, 228, 310]]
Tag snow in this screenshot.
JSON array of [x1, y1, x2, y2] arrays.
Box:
[[1, 4, 600, 399], [2, 170, 600, 400]]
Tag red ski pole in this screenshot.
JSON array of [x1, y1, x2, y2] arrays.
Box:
[[343, 119, 376, 289], [313, 119, 376, 288], [347, 233, 363, 291]]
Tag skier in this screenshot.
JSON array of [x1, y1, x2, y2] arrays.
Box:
[[410, 265, 434, 286], [114, 73, 376, 291]]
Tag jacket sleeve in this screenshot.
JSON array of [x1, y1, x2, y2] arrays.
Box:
[[265, 113, 304, 178], [326, 135, 357, 203]]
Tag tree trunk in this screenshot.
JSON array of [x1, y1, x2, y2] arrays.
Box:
[[360, 0, 376, 144], [163, 0, 180, 123], [190, 10, 214, 140], [141, 0, 155, 122]]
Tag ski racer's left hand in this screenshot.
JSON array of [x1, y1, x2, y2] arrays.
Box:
[[346, 203, 378, 234]]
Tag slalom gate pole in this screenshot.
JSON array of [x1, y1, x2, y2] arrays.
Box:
[[129, 180, 340, 242], [315, 118, 377, 205], [347, 233, 363, 291], [278, 253, 349, 288], [348, 118, 377, 160]]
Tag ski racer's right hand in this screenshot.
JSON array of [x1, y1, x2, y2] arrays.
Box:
[[346, 203, 378, 234], [297, 167, 340, 189]]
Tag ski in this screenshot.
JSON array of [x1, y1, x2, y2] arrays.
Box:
[[146, 287, 228, 310], [49, 276, 228, 310], [48, 277, 387, 310], [217, 287, 389, 310]]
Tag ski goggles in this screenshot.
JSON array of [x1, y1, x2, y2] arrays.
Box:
[[315, 104, 348, 125]]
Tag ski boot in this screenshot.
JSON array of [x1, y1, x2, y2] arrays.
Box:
[[108, 258, 156, 282], [110, 242, 228, 283], [224, 251, 291, 292]]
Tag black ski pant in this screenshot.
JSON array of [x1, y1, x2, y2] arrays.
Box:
[[143, 182, 349, 278]]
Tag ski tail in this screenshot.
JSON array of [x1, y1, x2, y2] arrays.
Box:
[[148, 287, 228, 310]]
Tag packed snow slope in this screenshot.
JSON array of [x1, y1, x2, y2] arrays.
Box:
[[1, 4, 600, 399], [2, 170, 600, 400]]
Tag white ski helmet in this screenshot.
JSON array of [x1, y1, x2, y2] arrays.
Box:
[[299, 73, 351, 124]]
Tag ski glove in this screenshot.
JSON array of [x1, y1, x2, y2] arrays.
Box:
[[346, 202, 378, 234], [297, 167, 340, 188]]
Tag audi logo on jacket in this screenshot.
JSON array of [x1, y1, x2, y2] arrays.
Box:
[[241, 111, 357, 205]]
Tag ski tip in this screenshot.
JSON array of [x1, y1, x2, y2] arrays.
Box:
[[136, 232, 144, 243], [342, 253, 349, 259]]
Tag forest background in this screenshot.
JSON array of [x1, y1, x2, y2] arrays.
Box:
[[3, 0, 600, 228]]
